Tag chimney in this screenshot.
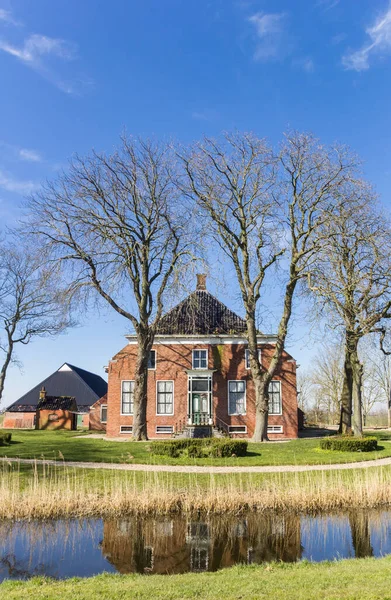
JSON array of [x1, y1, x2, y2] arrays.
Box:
[[39, 386, 46, 400], [196, 273, 207, 291]]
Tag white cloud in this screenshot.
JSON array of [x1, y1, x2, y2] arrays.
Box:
[[18, 148, 42, 162], [0, 34, 76, 63], [0, 9, 20, 26], [342, 5, 391, 71], [248, 12, 288, 62], [0, 170, 38, 194], [0, 34, 79, 92]]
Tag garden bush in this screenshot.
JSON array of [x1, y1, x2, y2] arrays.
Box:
[[319, 436, 378, 452], [0, 432, 12, 446], [150, 437, 248, 458]]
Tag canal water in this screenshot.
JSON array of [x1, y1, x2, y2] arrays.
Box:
[[1, 509, 391, 581]]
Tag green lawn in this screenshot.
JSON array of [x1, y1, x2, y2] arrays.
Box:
[[1, 429, 391, 466], [3, 558, 391, 599]]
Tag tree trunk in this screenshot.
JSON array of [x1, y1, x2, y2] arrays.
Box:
[[388, 387, 391, 429], [132, 332, 153, 441], [349, 512, 373, 558], [339, 340, 353, 435], [351, 347, 364, 437], [247, 313, 269, 442], [0, 337, 14, 402]]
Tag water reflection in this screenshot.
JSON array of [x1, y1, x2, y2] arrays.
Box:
[[101, 513, 302, 574], [0, 509, 391, 581]]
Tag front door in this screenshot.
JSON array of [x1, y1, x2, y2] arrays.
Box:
[[189, 376, 211, 425]]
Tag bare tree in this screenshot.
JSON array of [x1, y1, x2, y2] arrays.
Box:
[[309, 188, 391, 436], [0, 243, 70, 402], [182, 131, 359, 440], [28, 137, 190, 440], [309, 343, 344, 424], [296, 369, 312, 413]]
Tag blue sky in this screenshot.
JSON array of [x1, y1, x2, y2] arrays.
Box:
[[0, 0, 391, 407]]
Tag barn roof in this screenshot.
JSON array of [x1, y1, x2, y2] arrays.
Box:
[[6, 363, 107, 413], [37, 396, 76, 411]]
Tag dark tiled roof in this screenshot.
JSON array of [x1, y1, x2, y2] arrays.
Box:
[[7, 404, 37, 413], [156, 290, 247, 335], [6, 363, 108, 412], [37, 396, 76, 411]]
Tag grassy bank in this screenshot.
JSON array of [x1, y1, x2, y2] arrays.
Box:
[[2, 460, 391, 518], [2, 429, 391, 466], [3, 558, 391, 599]]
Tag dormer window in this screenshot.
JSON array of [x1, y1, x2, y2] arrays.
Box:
[[192, 349, 208, 370], [148, 350, 156, 370]]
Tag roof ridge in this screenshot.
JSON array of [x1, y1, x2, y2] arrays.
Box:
[[66, 364, 100, 401]]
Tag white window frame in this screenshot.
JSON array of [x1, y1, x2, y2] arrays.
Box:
[[192, 349, 208, 370], [121, 380, 135, 415], [245, 348, 262, 369], [148, 350, 157, 370], [100, 404, 108, 424], [268, 380, 282, 415], [228, 425, 247, 434], [267, 425, 283, 433], [120, 425, 133, 434], [155, 425, 174, 434], [228, 380, 247, 416], [156, 380, 174, 415]]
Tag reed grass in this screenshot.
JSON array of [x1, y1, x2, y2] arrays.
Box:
[[2, 460, 391, 519]]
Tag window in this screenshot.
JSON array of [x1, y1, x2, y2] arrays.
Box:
[[228, 425, 247, 434], [120, 425, 133, 434], [121, 381, 134, 414], [192, 349, 208, 370], [157, 381, 174, 415], [267, 425, 283, 433], [228, 380, 246, 415], [245, 348, 261, 369], [155, 425, 173, 434], [268, 381, 282, 415], [143, 547, 154, 571], [100, 404, 107, 424], [148, 350, 156, 370], [191, 547, 208, 572]]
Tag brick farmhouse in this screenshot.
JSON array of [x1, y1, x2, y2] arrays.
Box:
[[106, 276, 298, 439]]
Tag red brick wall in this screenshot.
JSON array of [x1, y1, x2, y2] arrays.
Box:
[[36, 409, 76, 430], [3, 412, 35, 429], [107, 341, 298, 439], [89, 395, 107, 431]]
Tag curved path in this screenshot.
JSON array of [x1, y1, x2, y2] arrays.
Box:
[[2, 455, 391, 473]]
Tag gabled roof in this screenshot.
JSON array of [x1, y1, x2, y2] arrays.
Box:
[[156, 289, 247, 336], [37, 396, 76, 411], [6, 363, 108, 412]]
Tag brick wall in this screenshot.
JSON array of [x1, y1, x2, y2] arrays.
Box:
[[89, 395, 108, 431], [36, 409, 76, 430], [3, 412, 35, 429], [107, 341, 298, 439]]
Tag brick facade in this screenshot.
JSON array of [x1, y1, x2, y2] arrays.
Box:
[[3, 412, 35, 429], [89, 395, 108, 431], [106, 339, 298, 440]]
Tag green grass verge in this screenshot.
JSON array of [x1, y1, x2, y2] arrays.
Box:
[[1, 429, 391, 466], [3, 558, 391, 599]]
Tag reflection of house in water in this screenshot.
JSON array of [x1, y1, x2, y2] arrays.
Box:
[[101, 513, 303, 575]]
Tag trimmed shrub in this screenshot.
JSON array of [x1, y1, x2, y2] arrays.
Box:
[[150, 437, 248, 458], [210, 439, 248, 457], [319, 436, 378, 452], [0, 432, 11, 446]]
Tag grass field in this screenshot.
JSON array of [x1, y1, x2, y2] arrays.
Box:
[[1, 429, 391, 466], [3, 557, 391, 599]]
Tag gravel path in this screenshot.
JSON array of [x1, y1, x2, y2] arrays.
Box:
[[2, 455, 391, 473]]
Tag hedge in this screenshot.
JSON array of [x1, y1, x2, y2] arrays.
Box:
[[0, 432, 12, 446], [319, 436, 378, 452], [150, 438, 248, 458]]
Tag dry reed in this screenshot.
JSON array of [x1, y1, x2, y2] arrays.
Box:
[[1, 460, 391, 519]]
